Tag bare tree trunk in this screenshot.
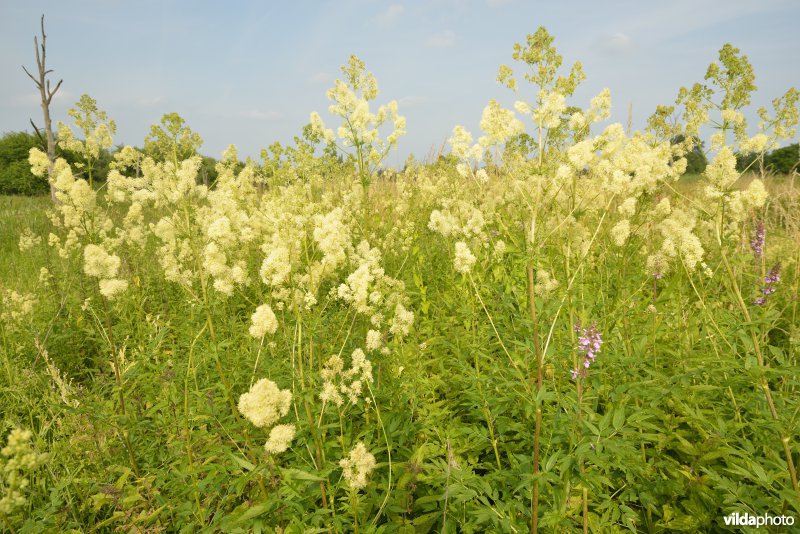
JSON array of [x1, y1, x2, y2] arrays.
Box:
[[23, 15, 63, 204]]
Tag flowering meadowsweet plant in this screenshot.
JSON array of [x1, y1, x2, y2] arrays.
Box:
[[448, 125, 484, 179], [0, 290, 36, 323], [494, 26, 595, 165], [83, 244, 129, 300], [144, 112, 203, 163], [17, 229, 42, 252], [56, 94, 116, 188], [310, 55, 406, 186]]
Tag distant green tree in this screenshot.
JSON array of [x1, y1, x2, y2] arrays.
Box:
[[737, 143, 799, 175], [0, 131, 48, 195], [735, 150, 759, 173], [199, 155, 218, 186], [765, 143, 799, 174]]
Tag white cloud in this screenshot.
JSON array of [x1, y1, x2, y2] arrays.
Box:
[[309, 71, 331, 84], [139, 95, 164, 107], [239, 110, 281, 121], [373, 4, 404, 26], [597, 33, 633, 53], [425, 30, 455, 48], [398, 96, 428, 108]]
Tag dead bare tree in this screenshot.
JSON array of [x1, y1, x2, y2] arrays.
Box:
[[23, 14, 63, 204]]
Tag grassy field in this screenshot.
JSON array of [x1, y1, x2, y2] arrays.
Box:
[[2, 32, 800, 533], [1, 164, 799, 532]]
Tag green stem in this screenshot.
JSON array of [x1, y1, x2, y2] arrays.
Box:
[[185, 322, 207, 523], [367, 380, 393, 527], [526, 263, 543, 534]]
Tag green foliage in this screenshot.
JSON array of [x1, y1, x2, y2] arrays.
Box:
[[0, 132, 48, 195]]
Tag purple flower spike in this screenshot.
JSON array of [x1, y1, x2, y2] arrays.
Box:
[[571, 323, 603, 381], [765, 265, 781, 286], [751, 222, 765, 258], [755, 264, 781, 306]]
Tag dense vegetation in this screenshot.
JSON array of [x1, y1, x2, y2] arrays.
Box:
[[1, 28, 799, 532]]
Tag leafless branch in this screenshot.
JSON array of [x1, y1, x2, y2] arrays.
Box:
[[23, 13, 62, 204], [47, 79, 63, 104], [29, 119, 46, 149], [22, 65, 40, 86]]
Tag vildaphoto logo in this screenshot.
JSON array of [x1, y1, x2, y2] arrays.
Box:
[[723, 512, 795, 528]]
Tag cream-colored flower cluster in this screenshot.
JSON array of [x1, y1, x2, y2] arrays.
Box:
[[29, 152, 100, 255], [202, 219, 249, 297], [320, 348, 374, 407], [238, 378, 292, 428], [238, 379, 296, 454], [314, 207, 353, 277], [531, 91, 566, 129], [648, 208, 705, 274], [365, 329, 383, 352], [249, 304, 279, 338], [83, 244, 129, 300], [335, 240, 413, 337], [264, 424, 296, 455], [479, 99, 524, 149], [0, 290, 36, 322], [428, 201, 487, 241], [339, 442, 376, 491], [17, 229, 42, 252], [610, 220, 631, 247], [453, 241, 477, 274], [448, 125, 484, 179], [534, 269, 560, 298]]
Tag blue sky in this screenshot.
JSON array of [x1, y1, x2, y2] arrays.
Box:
[[1, 0, 799, 166]]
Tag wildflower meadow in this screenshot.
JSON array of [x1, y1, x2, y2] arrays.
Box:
[[1, 23, 800, 533]]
